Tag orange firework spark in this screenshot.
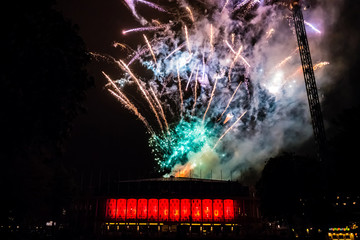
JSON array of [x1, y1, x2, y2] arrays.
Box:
[[313, 61, 330, 70], [223, 113, 234, 124], [185, 6, 195, 22], [149, 86, 169, 130], [217, 81, 242, 121], [210, 24, 214, 53], [213, 111, 247, 149], [203, 74, 219, 122], [143, 34, 157, 64], [103, 72, 153, 133], [118, 60, 164, 131]]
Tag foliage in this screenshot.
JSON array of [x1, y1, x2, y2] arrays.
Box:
[[0, 0, 93, 225]]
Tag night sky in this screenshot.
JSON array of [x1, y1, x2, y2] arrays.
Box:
[[56, 0, 156, 178], [54, 0, 360, 179]]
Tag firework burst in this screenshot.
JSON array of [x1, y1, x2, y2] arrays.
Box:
[[98, 0, 329, 179]]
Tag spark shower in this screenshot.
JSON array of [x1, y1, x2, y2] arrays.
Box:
[[97, 0, 329, 179]]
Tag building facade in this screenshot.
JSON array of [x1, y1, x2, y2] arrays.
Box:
[[70, 177, 261, 238]]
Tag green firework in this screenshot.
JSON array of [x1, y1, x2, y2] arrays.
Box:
[[149, 116, 217, 171]]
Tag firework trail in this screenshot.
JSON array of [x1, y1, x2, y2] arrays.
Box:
[[304, 20, 321, 34], [143, 34, 157, 64], [217, 80, 242, 122], [210, 24, 214, 53], [100, 0, 330, 179], [185, 6, 195, 22], [184, 26, 191, 54], [185, 64, 197, 90], [213, 111, 248, 149], [165, 43, 186, 60], [123, 0, 167, 22], [149, 86, 169, 130], [203, 73, 219, 122], [117, 60, 164, 131], [122, 25, 166, 35], [103, 72, 153, 133]]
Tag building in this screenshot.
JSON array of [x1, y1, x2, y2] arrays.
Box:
[[70, 177, 261, 238]]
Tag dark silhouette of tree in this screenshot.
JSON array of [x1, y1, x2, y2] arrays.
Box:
[[256, 153, 332, 235], [327, 105, 360, 194], [0, 0, 93, 227]]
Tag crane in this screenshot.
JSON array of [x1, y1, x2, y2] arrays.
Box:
[[290, 0, 327, 161]]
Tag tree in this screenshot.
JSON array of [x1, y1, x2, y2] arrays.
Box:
[[0, 0, 93, 226], [326, 105, 360, 194], [256, 153, 331, 233]]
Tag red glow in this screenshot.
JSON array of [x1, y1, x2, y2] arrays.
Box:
[[137, 199, 147, 220], [106, 199, 116, 219], [202, 199, 212, 221], [126, 198, 137, 220], [191, 199, 202, 222], [170, 199, 180, 222], [224, 199, 234, 221], [159, 199, 169, 221], [148, 199, 158, 221], [213, 199, 224, 222], [116, 199, 126, 221], [180, 199, 191, 221], [105, 198, 237, 222]]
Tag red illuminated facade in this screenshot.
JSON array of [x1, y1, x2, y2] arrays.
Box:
[[170, 199, 180, 222], [224, 199, 234, 221], [137, 199, 147, 220], [71, 178, 260, 238], [202, 199, 213, 222], [213, 199, 224, 222], [126, 199, 137, 220], [159, 199, 169, 221], [105, 198, 236, 222], [148, 199, 158, 221], [181, 199, 191, 221], [116, 199, 126, 221]]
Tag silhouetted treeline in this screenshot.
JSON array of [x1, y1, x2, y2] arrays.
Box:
[[0, 0, 93, 227]]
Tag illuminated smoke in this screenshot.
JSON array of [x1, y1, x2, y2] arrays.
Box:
[[99, 0, 338, 181]]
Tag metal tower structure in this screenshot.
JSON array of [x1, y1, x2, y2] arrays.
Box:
[[291, 0, 327, 161]]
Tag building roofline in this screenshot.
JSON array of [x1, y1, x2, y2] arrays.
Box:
[[118, 177, 240, 184]]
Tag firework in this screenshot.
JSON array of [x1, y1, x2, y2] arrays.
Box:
[[304, 20, 321, 34], [184, 25, 191, 54], [213, 111, 247, 149], [99, 0, 329, 178], [203, 73, 219, 122], [143, 34, 157, 64], [122, 26, 166, 35], [185, 6, 195, 22]]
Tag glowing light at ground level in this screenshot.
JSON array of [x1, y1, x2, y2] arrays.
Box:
[[105, 198, 236, 222]]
